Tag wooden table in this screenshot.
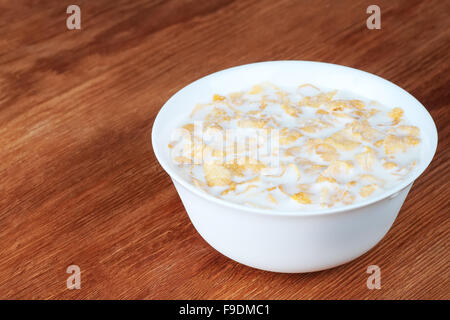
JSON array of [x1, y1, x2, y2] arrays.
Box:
[[0, 0, 448, 300]]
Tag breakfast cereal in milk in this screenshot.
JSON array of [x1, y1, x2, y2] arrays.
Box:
[[168, 83, 421, 210]]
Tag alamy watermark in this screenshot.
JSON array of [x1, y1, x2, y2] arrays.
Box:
[[66, 5, 380, 31], [66, 5, 81, 30], [366, 5, 381, 29], [169, 122, 281, 174], [66, 265, 81, 290], [366, 265, 381, 289]]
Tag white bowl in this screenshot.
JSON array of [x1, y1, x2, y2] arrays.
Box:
[[152, 61, 438, 273]]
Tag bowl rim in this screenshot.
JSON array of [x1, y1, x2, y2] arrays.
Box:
[[151, 60, 438, 217]]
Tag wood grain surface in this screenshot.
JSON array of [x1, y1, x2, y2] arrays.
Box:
[[0, 0, 448, 300]]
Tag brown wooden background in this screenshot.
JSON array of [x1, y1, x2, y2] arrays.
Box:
[[0, 0, 448, 299]]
